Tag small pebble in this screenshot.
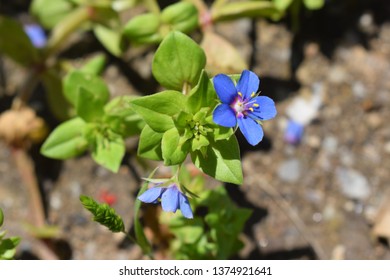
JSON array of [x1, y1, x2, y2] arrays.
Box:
[[336, 167, 371, 200], [277, 159, 302, 183]]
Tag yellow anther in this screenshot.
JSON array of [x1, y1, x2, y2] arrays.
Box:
[[249, 107, 254, 112], [238, 92, 243, 97], [251, 92, 256, 98], [253, 103, 259, 107]]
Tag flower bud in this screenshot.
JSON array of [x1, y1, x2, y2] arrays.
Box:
[[123, 13, 162, 44], [161, 2, 198, 34]]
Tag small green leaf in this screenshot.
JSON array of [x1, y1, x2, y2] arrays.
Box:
[[41, 70, 73, 121], [303, 0, 325, 10], [80, 195, 125, 232], [0, 16, 39, 66], [137, 125, 163, 161], [187, 70, 216, 114], [212, 1, 282, 22], [41, 117, 88, 159], [93, 24, 125, 57], [104, 96, 144, 137], [80, 54, 106, 75], [191, 136, 242, 184], [76, 87, 105, 122], [123, 13, 162, 45], [130, 90, 186, 132], [161, 2, 199, 34], [30, 0, 74, 28], [161, 127, 190, 166], [152, 31, 206, 91], [192, 135, 209, 151], [63, 70, 110, 107], [0, 237, 21, 260], [273, 0, 294, 10], [91, 131, 125, 173]]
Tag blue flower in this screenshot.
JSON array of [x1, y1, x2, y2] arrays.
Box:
[[23, 24, 47, 48], [138, 184, 193, 219], [212, 70, 277, 146]]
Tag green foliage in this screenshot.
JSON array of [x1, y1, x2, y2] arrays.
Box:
[[30, 0, 75, 29], [0, 208, 21, 260], [163, 186, 252, 260], [42, 70, 142, 172], [152, 31, 206, 91], [80, 195, 125, 232], [0, 16, 39, 66], [123, 2, 198, 45]]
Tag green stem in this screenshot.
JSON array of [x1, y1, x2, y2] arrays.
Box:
[[122, 231, 154, 260], [144, 0, 160, 14], [44, 6, 91, 58]]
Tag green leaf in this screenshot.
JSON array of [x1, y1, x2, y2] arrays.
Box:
[[303, 0, 325, 10], [104, 96, 144, 137], [0, 16, 39, 66], [137, 125, 163, 161], [91, 131, 125, 173], [192, 135, 209, 151], [152, 31, 206, 91], [80, 195, 125, 232], [0, 237, 21, 260], [41, 117, 88, 159], [76, 87, 105, 122], [161, 2, 199, 34], [161, 127, 190, 166], [191, 136, 242, 184], [63, 70, 110, 107], [41, 70, 73, 121], [123, 13, 162, 45], [187, 70, 216, 114], [273, 0, 294, 10], [130, 90, 186, 132], [30, 0, 74, 28], [93, 24, 125, 57], [80, 54, 106, 75], [212, 1, 282, 22]]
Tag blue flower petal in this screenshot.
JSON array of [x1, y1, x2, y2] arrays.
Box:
[[138, 187, 165, 203], [236, 70, 259, 100], [179, 194, 193, 219], [213, 74, 237, 104], [213, 104, 237, 127], [161, 185, 180, 213], [238, 117, 264, 146], [249, 96, 277, 120]]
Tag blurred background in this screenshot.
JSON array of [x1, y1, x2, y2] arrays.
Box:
[[1, 0, 390, 259]]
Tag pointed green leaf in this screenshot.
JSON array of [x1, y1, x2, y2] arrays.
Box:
[[0, 16, 39, 66], [152, 31, 206, 91], [130, 90, 185, 132], [63, 70, 110, 107], [104, 96, 144, 137], [161, 2, 199, 34], [162, 127, 190, 166], [91, 131, 125, 173], [93, 24, 125, 57], [0, 208, 3, 227], [191, 136, 242, 184], [138, 125, 163, 161], [30, 0, 74, 28], [187, 70, 216, 114], [80, 54, 106, 75], [123, 13, 162, 45], [303, 0, 325, 10], [76, 87, 105, 122], [191, 135, 209, 151], [41, 117, 88, 159]]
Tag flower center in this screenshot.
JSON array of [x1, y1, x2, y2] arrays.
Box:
[[231, 92, 259, 118]]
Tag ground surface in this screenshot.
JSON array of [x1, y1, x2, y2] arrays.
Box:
[[1, 1, 390, 259]]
